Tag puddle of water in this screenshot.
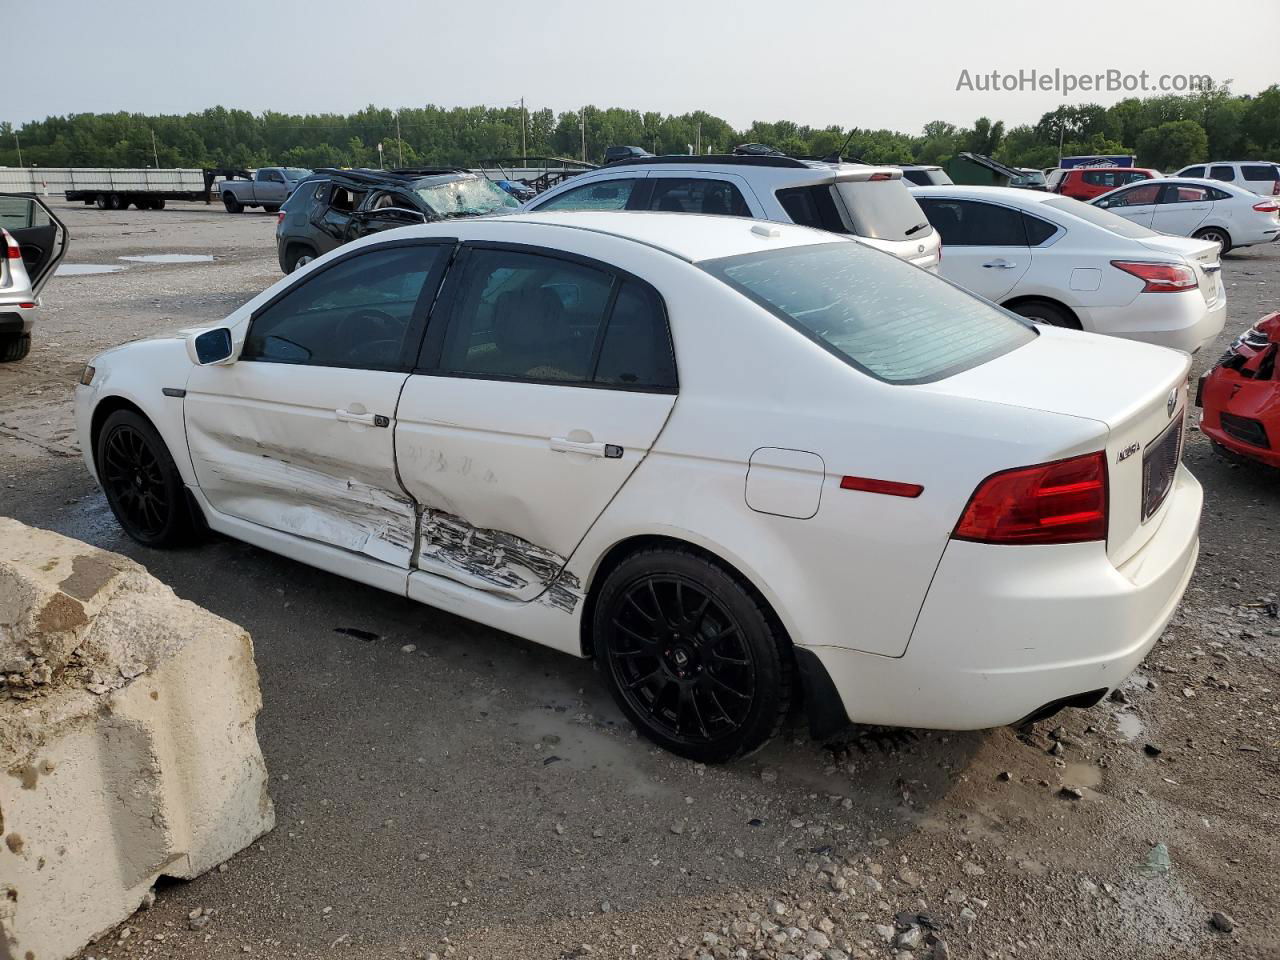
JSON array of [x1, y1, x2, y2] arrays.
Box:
[[56, 264, 126, 276], [1114, 711, 1144, 741], [1062, 761, 1103, 790], [118, 254, 214, 264]]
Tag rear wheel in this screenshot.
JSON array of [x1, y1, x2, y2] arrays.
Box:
[[593, 547, 792, 763], [0, 333, 31, 362], [263, 204, 280, 213], [152, 198, 166, 210], [95, 193, 108, 209], [286, 245, 317, 272], [223, 193, 243, 213], [108, 193, 125, 211], [95, 409, 194, 548], [1194, 227, 1232, 255], [1010, 299, 1080, 329]]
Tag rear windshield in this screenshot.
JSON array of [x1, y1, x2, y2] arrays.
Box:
[[834, 179, 934, 242], [701, 241, 1035, 384], [1048, 196, 1158, 239]]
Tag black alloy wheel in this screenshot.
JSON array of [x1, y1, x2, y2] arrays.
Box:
[[96, 410, 192, 547], [595, 548, 791, 762]]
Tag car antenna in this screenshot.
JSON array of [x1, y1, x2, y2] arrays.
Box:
[[823, 127, 864, 164]]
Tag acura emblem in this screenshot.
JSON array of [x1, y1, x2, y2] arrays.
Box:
[[1167, 389, 1178, 418]]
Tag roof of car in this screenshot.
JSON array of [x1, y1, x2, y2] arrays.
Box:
[[313, 166, 472, 185], [414, 210, 844, 264]]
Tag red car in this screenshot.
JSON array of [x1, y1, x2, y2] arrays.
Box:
[[1197, 311, 1280, 469], [1056, 167, 1160, 201]]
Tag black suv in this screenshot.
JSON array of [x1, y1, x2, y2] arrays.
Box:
[[275, 167, 520, 273]]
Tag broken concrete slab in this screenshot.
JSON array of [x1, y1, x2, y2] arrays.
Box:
[[0, 517, 274, 960]]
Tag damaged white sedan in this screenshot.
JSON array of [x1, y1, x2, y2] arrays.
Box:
[[76, 212, 1202, 762]]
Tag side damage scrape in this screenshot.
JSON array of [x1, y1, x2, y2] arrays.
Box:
[[417, 508, 583, 612]]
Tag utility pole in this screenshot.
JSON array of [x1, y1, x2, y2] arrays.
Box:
[[580, 107, 587, 163], [696, 121, 701, 155], [1057, 121, 1065, 165], [150, 129, 160, 168], [396, 112, 403, 167], [520, 96, 527, 165], [14, 133, 21, 167]]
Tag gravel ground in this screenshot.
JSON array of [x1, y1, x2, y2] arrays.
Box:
[[1, 201, 1277, 960]]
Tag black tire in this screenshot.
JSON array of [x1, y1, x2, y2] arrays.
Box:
[[95, 193, 108, 210], [108, 193, 125, 211], [593, 547, 792, 763], [1194, 227, 1232, 255], [263, 204, 280, 214], [0, 333, 31, 362], [286, 245, 317, 273], [223, 192, 243, 213], [95, 409, 194, 548], [153, 198, 166, 210], [1010, 299, 1081, 329]]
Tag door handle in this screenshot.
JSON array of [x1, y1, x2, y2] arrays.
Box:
[[982, 259, 1017, 269], [336, 408, 388, 427], [550, 437, 622, 458]]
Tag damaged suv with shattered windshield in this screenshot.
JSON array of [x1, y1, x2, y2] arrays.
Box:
[[276, 167, 519, 273]]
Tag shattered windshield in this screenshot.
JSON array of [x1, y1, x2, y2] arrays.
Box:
[[414, 176, 520, 218]]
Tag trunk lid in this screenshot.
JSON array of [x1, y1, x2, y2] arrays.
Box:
[[1134, 233, 1224, 309], [918, 326, 1191, 566]]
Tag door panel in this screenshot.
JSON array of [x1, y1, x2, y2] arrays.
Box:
[[917, 197, 1030, 299], [1097, 182, 1160, 228], [0, 194, 68, 295], [1152, 184, 1212, 235], [395, 378, 674, 600]]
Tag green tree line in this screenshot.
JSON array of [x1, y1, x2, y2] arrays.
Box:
[[1, 86, 1277, 172]]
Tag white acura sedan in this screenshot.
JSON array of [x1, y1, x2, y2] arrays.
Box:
[[911, 185, 1226, 354], [75, 212, 1202, 762]]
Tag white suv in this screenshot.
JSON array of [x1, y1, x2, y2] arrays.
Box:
[[0, 195, 68, 362], [1173, 161, 1280, 196], [524, 155, 941, 270]]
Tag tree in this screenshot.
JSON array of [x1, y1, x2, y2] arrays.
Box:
[[1135, 119, 1208, 171]]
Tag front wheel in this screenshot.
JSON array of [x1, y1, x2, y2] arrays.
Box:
[[593, 548, 792, 763], [96, 409, 194, 548]]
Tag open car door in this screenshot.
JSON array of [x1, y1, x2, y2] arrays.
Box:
[[0, 194, 69, 298]]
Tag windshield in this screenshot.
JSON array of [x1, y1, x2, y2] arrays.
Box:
[[1048, 196, 1159, 239], [414, 177, 520, 218], [1012, 171, 1047, 187], [283, 167, 313, 180], [834, 179, 934, 242], [702, 241, 1035, 384]]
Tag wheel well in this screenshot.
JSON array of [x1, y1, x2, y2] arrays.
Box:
[[577, 534, 790, 659], [1001, 295, 1081, 329], [286, 240, 316, 260], [89, 396, 149, 470]]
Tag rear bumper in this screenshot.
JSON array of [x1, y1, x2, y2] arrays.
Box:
[[0, 306, 35, 335], [804, 465, 1201, 730], [1082, 294, 1225, 354]]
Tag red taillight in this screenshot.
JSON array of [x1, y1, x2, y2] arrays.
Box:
[[277, 212, 286, 225], [1253, 200, 1279, 213], [953, 452, 1108, 546], [1111, 260, 1198, 293], [2, 230, 19, 259]]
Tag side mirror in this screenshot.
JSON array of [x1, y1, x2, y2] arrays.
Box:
[[188, 327, 235, 366]]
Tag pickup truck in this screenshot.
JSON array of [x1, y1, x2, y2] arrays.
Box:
[[220, 167, 312, 213]]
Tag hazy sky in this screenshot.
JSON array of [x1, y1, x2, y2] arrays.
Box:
[[7, 0, 1279, 134]]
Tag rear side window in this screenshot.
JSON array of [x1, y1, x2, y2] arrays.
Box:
[[1162, 185, 1211, 204], [436, 249, 675, 390], [537, 179, 639, 211], [834, 179, 933, 241], [776, 186, 848, 232], [900, 170, 932, 186], [702, 241, 1034, 385], [1023, 214, 1058, 245], [1209, 165, 1235, 181], [916, 198, 1025, 245], [1181, 166, 1206, 178], [647, 178, 750, 216], [1242, 164, 1280, 183]]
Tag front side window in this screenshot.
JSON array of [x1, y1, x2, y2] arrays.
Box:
[[1107, 183, 1162, 207], [244, 245, 443, 369], [916, 198, 1025, 246], [260, 169, 284, 183], [436, 249, 675, 390], [647, 178, 751, 217], [536, 179, 639, 212], [702, 241, 1035, 385]]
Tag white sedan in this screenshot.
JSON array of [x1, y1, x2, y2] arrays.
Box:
[[911, 185, 1226, 354], [1092, 177, 1280, 254], [75, 212, 1202, 762]]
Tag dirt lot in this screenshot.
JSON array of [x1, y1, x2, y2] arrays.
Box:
[[2, 201, 1278, 960]]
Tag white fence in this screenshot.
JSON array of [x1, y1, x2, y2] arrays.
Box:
[[0, 168, 207, 193]]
